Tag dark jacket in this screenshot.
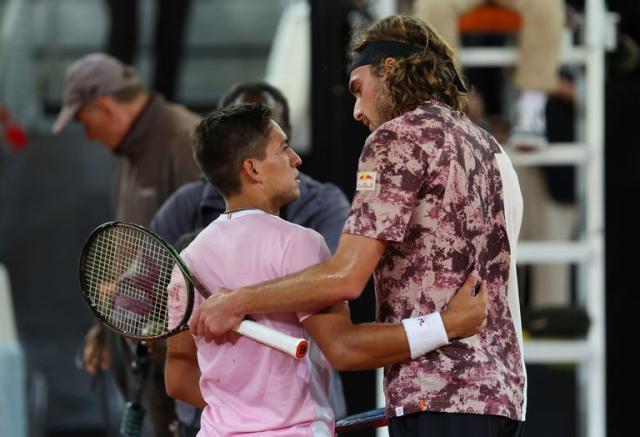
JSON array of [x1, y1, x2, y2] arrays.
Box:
[[113, 94, 201, 225]]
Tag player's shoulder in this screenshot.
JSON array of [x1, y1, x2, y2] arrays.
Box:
[[263, 213, 314, 232], [365, 105, 432, 150], [263, 214, 325, 243]]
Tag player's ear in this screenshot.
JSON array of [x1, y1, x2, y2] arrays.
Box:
[[241, 158, 263, 183], [383, 57, 397, 77]]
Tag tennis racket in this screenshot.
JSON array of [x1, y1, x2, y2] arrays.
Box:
[[335, 408, 387, 434], [79, 221, 308, 359]]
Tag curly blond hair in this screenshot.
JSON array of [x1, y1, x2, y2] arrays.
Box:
[[350, 15, 468, 117]]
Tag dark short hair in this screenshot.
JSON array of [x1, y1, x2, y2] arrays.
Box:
[[193, 104, 272, 197], [218, 82, 291, 138]]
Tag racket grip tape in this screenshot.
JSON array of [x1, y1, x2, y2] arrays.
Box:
[[234, 320, 308, 359], [119, 402, 145, 437]]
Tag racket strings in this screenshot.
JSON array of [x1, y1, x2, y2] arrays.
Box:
[[83, 226, 175, 337]]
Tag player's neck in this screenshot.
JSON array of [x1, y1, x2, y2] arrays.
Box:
[[224, 194, 280, 216]]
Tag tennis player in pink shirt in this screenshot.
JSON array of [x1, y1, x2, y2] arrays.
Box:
[[165, 104, 487, 436]]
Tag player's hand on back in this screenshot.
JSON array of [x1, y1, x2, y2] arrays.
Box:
[[190, 287, 244, 341], [440, 273, 488, 340]]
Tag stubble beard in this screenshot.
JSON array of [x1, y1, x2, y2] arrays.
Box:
[[373, 80, 395, 129]]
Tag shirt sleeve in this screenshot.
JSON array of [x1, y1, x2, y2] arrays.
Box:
[[167, 265, 191, 331], [280, 227, 331, 322], [343, 126, 429, 243]]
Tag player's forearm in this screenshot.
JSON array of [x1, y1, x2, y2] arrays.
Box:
[[190, 235, 385, 340], [165, 358, 206, 408], [305, 304, 451, 371], [304, 304, 411, 371], [176, 386, 206, 409], [234, 235, 384, 317], [320, 323, 411, 371], [236, 256, 365, 316]]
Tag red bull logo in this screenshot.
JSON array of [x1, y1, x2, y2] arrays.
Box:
[[356, 171, 377, 191]]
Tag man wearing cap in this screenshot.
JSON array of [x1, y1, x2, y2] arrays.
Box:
[[53, 53, 201, 436], [53, 52, 201, 225], [189, 16, 525, 437]]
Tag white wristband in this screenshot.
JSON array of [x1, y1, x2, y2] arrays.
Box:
[[401, 313, 449, 359]]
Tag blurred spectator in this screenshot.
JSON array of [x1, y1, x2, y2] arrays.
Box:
[[414, 0, 564, 150], [52, 53, 201, 436], [264, 0, 310, 153], [265, 0, 373, 155], [518, 72, 578, 308]]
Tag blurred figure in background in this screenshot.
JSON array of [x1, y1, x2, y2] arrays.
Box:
[[105, 0, 192, 100], [52, 52, 201, 436], [414, 0, 564, 150], [414, 0, 575, 313], [518, 72, 578, 309]]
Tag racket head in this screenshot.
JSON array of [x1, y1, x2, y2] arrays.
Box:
[[79, 221, 195, 340]]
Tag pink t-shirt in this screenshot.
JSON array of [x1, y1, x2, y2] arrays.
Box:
[[168, 210, 334, 436]]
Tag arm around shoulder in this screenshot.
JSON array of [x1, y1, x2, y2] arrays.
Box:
[[190, 233, 386, 340], [228, 232, 386, 316], [302, 273, 488, 370]]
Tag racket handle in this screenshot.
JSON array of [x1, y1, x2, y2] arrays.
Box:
[[119, 402, 145, 437], [234, 320, 308, 360]]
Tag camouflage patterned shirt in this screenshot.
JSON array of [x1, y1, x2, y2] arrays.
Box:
[[343, 100, 526, 421]]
